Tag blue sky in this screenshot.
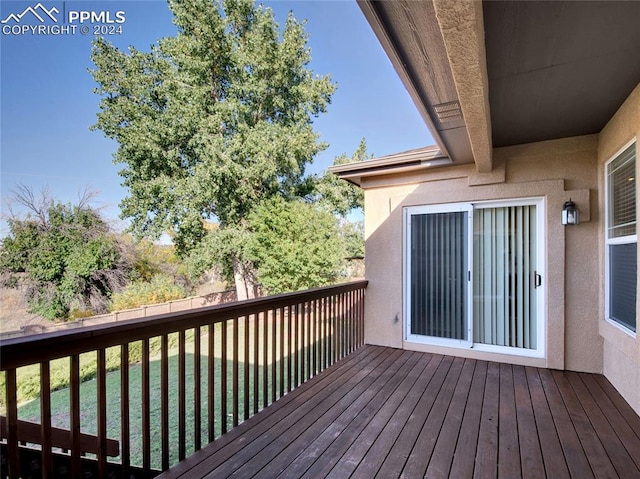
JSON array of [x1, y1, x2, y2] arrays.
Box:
[[1, 0, 432, 236]]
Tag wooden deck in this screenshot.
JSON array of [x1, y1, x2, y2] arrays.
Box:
[[158, 345, 640, 479]]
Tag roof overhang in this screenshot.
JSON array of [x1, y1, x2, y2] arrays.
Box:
[[355, 0, 640, 176], [358, 0, 493, 172], [328, 145, 450, 186]]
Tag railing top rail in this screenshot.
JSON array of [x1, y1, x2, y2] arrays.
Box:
[[0, 280, 367, 370]]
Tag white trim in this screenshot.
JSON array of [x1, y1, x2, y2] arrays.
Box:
[[604, 317, 638, 338], [403, 197, 546, 359], [604, 138, 638, 336]]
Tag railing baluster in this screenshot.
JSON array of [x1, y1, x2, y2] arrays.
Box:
[[221, 319, 228, 435], [301, 303, 306, 384], [208, 323, 215, 443], [271, 308, 276, 404], [232, 317, 239, 428], [307, 301, 311, 377], [323, 297, 328, 369], [142, 338, 151, 473], [40, 361, 52, 478], [301, 303, 306, 383], [244, 315, 250, 421], [349, 290, 354, 353], [279, 306, 285, 398], [6, 368, 19, 479], [70, 354, 81, 477], [332, 294, 337, 363], [333, 294, 338, 361], [179, 329, 186, 461], [352, 290, 356, 352], [340, 292, 345, 356], [345, 292, 349, 354], [253, 312, 259, 415], [161, 334, 169, 470], [360, 287, 365, 345], [263, 310, 268, 409], [194, 326, 202, 451], [293, 303, 299, 389], [312, 299, 317, 377], [324, 296, 329, 366], [97, 348, 107, 477], [287, 305, 292, 393], [120, 343, 130, 477]]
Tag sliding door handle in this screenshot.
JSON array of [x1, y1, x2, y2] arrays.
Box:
[[534, 272, 542, 288]]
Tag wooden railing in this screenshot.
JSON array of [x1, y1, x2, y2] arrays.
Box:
[[0, 281, 367, 478]]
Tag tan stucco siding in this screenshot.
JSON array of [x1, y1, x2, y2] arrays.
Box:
[[598, 83, 640, 415], [362, 135, 601, 371]]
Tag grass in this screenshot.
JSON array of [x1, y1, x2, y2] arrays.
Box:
[[0, 333, 190, 412], [17, 351, 272, 470], [14, 320, 311, 470]]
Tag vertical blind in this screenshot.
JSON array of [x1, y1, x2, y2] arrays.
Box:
[[410, 212, 468, 340], [473, 205, 537, 349]]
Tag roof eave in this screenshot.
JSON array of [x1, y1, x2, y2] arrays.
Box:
[[357, 0, 493, 172], [329, 145, 451, 187]]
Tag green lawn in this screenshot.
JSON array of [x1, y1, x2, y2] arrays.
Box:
[[17, 349, 278, 470], [15, 319, 314, 470]]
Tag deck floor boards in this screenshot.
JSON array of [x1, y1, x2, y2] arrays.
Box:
[[157, 345, 640, 479]]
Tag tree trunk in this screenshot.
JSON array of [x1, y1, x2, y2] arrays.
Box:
[[232, 257, 258, 301]]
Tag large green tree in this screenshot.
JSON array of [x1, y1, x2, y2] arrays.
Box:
[[91, 0, 335, 299], [315, 137, 370, 216], [0, 187, 128, 319]]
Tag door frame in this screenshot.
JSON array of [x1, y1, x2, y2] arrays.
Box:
[[403, 197, 546, 358]]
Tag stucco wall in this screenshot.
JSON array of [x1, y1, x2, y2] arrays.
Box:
[[598, 83, 640, 414], [362, 135, 601, 371]]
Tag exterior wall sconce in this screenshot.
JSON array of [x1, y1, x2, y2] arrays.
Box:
[[562, 199, 580, 225]]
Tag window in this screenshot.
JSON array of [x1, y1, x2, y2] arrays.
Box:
[[606, 142, 637, 333], [404, 199, 544, 356]]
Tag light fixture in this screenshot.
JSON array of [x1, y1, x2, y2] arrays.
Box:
[[562, 199, 580, 225]]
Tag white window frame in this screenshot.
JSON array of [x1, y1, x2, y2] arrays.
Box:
[[403, 198, 546, 358], [604, 139, 638, 336]]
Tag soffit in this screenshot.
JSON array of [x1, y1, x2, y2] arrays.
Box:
[[483, 0, 640, 147], [358, 0, 640, 158], [357, 0, 475, 166]]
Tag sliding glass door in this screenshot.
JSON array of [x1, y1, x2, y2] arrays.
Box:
[[409, 209, 470, 340], [405, 200, 543, 355]]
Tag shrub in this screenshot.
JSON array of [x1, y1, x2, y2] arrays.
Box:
[[110, 274, 187, 311]]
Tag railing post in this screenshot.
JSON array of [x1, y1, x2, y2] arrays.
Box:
[[208, 323, 216, 443], [70, 354, 81, 477], [194, 326, 202, 451], [179, 329, 187, 461], [232, 317, 239, 428], [6, 368, 19, 479], [161, 334, 169, 470], [142, 339, 151, 473], [221, 320, 228, 435], [40, 361, 52, 478], [279, 307, 285, 399], [97, 348, 107, 477], [120, 343, 130, 477]]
